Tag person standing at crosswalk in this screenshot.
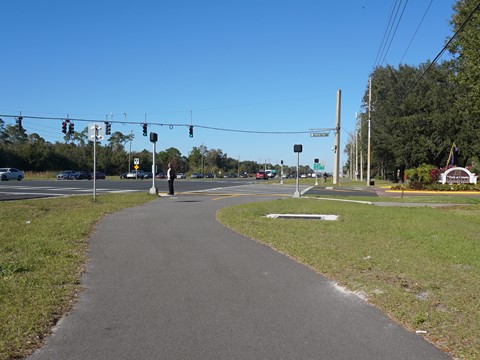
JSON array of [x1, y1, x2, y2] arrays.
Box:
[[167, 162, 176, 195]]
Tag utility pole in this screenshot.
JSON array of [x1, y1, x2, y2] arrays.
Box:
[[367, 76, 372, 186], [350, 135, 354, 179], [355, 113, 359, 181], [333, 90, 341, 185]]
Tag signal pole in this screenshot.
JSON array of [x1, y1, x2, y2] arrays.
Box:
[[333, 90, 341, 185]]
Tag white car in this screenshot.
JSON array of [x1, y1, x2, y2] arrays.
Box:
[[176, 173, 186, 179], [0, 168, 25, 181], [126, 170, 145, 179]]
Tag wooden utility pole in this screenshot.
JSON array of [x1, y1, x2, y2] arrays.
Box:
[[367, 76, 372, 186]]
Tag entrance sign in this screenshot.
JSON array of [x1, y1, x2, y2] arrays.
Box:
[[439, 167, 477, 184]]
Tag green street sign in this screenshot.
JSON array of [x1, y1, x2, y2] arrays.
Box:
[[310, 132, 329, 137]]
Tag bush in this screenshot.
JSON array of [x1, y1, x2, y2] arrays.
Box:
[[404, 164, 436, 184], [396, 164, 480, 191]]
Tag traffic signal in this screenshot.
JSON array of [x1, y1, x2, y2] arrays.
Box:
[[62, 121, 67, 134], [150, 132, 158, 143], [16, 116, 23, 131], [189, 125, 193, 138], [68, 122, 74, 134], [314, 158, 319, 163], [105, 121, 111, 135], [142, 123, 147, 136]]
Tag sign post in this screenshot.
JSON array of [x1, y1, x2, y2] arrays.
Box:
[[293, 145, 302, 198], [133, 158, 140, 179]]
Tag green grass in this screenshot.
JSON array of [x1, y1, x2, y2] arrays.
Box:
[[217, 198, 480, 359], [0, 193, 152, 359]]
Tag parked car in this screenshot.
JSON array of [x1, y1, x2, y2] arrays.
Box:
[[176, 173, 186, 179], [144, 172, 153, 179], [205, 173, 214, 178], [155, 172, 166, 179], [190, 172, 204, 178], [126, 170, 145, 179], [0, 168, 25, 181], [56, 170, 76, 180], [256, 171, 268, 180], [91, 171, 106, 180], [72, 171, 92, 180], [120, 172, 127, 179]]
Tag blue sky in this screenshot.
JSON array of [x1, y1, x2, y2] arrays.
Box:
[[1, 1, 455, 171]]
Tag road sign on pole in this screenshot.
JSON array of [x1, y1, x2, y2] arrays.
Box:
[[310, 132, 329, 137]]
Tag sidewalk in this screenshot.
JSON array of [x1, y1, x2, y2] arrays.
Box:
[[29, 194, 450, 360]]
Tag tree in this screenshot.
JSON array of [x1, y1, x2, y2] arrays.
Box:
[[448, 0, 480, 163], [358, 62, 460, 180], [3, 124, 28, 144]]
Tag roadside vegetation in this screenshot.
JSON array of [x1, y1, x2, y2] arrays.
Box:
[[217, 195, 480, 359], [0, 193, 152, 359]]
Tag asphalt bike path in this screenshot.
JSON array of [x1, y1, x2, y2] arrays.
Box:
[[29, 192, 449, 360]]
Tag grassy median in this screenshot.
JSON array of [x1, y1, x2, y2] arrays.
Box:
[[217, 197, 480, 359], [0, 193, 152, 359]]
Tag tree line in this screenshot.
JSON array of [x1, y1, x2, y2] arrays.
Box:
[[0, 123, 310, 177], [347, 0, 480, 181]]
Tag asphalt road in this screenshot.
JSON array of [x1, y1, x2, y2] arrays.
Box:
[[0, 178, 261, 201], [28, 191, 449, 360]]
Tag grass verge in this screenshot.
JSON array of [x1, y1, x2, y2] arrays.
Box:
[[0, 193, 152, 359], [217, 197, 480, 359]]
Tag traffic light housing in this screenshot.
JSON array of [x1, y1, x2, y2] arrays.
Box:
[[62, 121, 67, 134], [142, 123, 147, 136], [150, 132, 158, 143], [16, 116, 23, 131], [105, 121, 111, 135], [68, 122, 74, 134], [189, 125, 193, 138]]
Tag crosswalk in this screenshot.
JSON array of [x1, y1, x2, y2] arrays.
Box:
[[0, 184, 142, 201]]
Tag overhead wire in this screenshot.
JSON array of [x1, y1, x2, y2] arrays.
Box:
[[0, 113, 332, 136], [373, 0, 401, 68], [401, 0, 480, 100], [399, 0, 433, 64], [373, 0, 409, 68], [379, 0, 409, 66]]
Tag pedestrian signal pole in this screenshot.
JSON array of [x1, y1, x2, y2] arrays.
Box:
[[149, 132, 158, 195]]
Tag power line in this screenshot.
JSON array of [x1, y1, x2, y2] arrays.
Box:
[[374, 0, 408, 68], [401, 0, 480, 100], [373, 0, 400, 67], [379, 0, 409, 66], [399, 0, 433, 63]]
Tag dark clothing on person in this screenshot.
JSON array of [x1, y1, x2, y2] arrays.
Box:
[[167, 165, 176, 195]]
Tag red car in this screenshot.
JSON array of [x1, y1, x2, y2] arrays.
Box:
[[256, 171, 268, 180]]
